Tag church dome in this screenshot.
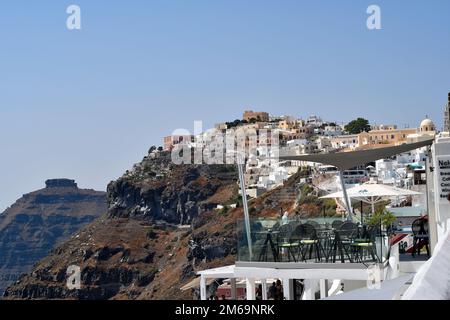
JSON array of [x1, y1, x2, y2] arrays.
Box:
[[420, 118, 435, 132], [420, 119, 434, 127]]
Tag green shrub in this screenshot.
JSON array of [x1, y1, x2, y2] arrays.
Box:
[[300, 184, 314, 196], [146, 227, 157, 239]]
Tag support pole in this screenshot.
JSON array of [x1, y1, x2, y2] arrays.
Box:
[[320, 279, 329, 299], [282, 278, 293, 300], [339, 171, 353, 221], [230, 278, 237, 300], [371, 196, 375, 214], [302, 279, 317, 300], [360, 201, 364, 223], [246, 278, 256, 300], [387, 243, 400, 280], [200, 276, 207, 300], [237, 154, 253, 260], [261, 279, 268, 300]]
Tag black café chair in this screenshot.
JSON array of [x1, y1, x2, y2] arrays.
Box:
[[350, 224, 380, 263], [306, 220, 321, 230], [293, 224, 322, 262], [271, 222, 281, 232], [332, 220, 344, 230], [412, 219, 430, 258], [277, 223, 296, 261], [331, 222, 358, 263]]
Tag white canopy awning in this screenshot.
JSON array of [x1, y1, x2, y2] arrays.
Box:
[[197, 265, 236, 278], [320, 184, 422, 213], [321, 184, 421, 200]]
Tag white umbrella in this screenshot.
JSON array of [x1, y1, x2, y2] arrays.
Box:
[[320, 184, 422, 214]]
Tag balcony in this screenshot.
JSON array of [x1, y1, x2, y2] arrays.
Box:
[[237, 218, 390, 266]]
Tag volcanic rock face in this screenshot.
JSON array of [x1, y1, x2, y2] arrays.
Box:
[[3, 152, 242, 299], [0, 179, 106, 294], [3, 151, 303, 300], [107, 152, 237, 224]]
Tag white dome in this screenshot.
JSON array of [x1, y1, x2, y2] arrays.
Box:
[[420, 118, 434, 127]]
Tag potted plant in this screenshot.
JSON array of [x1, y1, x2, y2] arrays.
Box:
[[367, 208, 396, 231], [366, 208, 397, 262]]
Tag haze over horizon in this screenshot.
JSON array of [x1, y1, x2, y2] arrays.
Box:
[[1, 0, 450, 211]]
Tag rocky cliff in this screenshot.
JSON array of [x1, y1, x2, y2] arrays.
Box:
[[0, 179, 106, 294], [3, 150, 308, 300]]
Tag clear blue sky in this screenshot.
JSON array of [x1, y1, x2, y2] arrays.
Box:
[[1, 0, 449, 211]]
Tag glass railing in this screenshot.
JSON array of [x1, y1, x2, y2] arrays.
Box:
[[236, 217, 390, 265]]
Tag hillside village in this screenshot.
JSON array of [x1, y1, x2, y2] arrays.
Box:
[[162, 110, 437, 204]]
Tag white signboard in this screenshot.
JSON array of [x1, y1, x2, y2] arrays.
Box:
[[437, 155, 450, 204]]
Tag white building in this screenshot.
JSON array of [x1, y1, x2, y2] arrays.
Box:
[[331, 134, 360, 151], [315, 136, 333, 152], [323, 125, 343, 137], [306, 115, 323, 127], [374, 145, 428, 187]]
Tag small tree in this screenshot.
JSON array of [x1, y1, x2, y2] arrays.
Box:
[[344, 118, 371, 134]]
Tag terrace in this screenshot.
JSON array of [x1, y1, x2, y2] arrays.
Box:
[[236, 217, 390, 266], [195, 215, 428, 300]]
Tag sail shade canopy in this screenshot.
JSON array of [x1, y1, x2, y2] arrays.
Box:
[[277, 139, 434, 170]]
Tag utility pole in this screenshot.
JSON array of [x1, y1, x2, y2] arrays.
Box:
[[237, 153, 253, 261], [339, 171, 353, 221]]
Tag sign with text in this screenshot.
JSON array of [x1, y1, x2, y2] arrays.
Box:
[[437, 155, 450, 204]]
